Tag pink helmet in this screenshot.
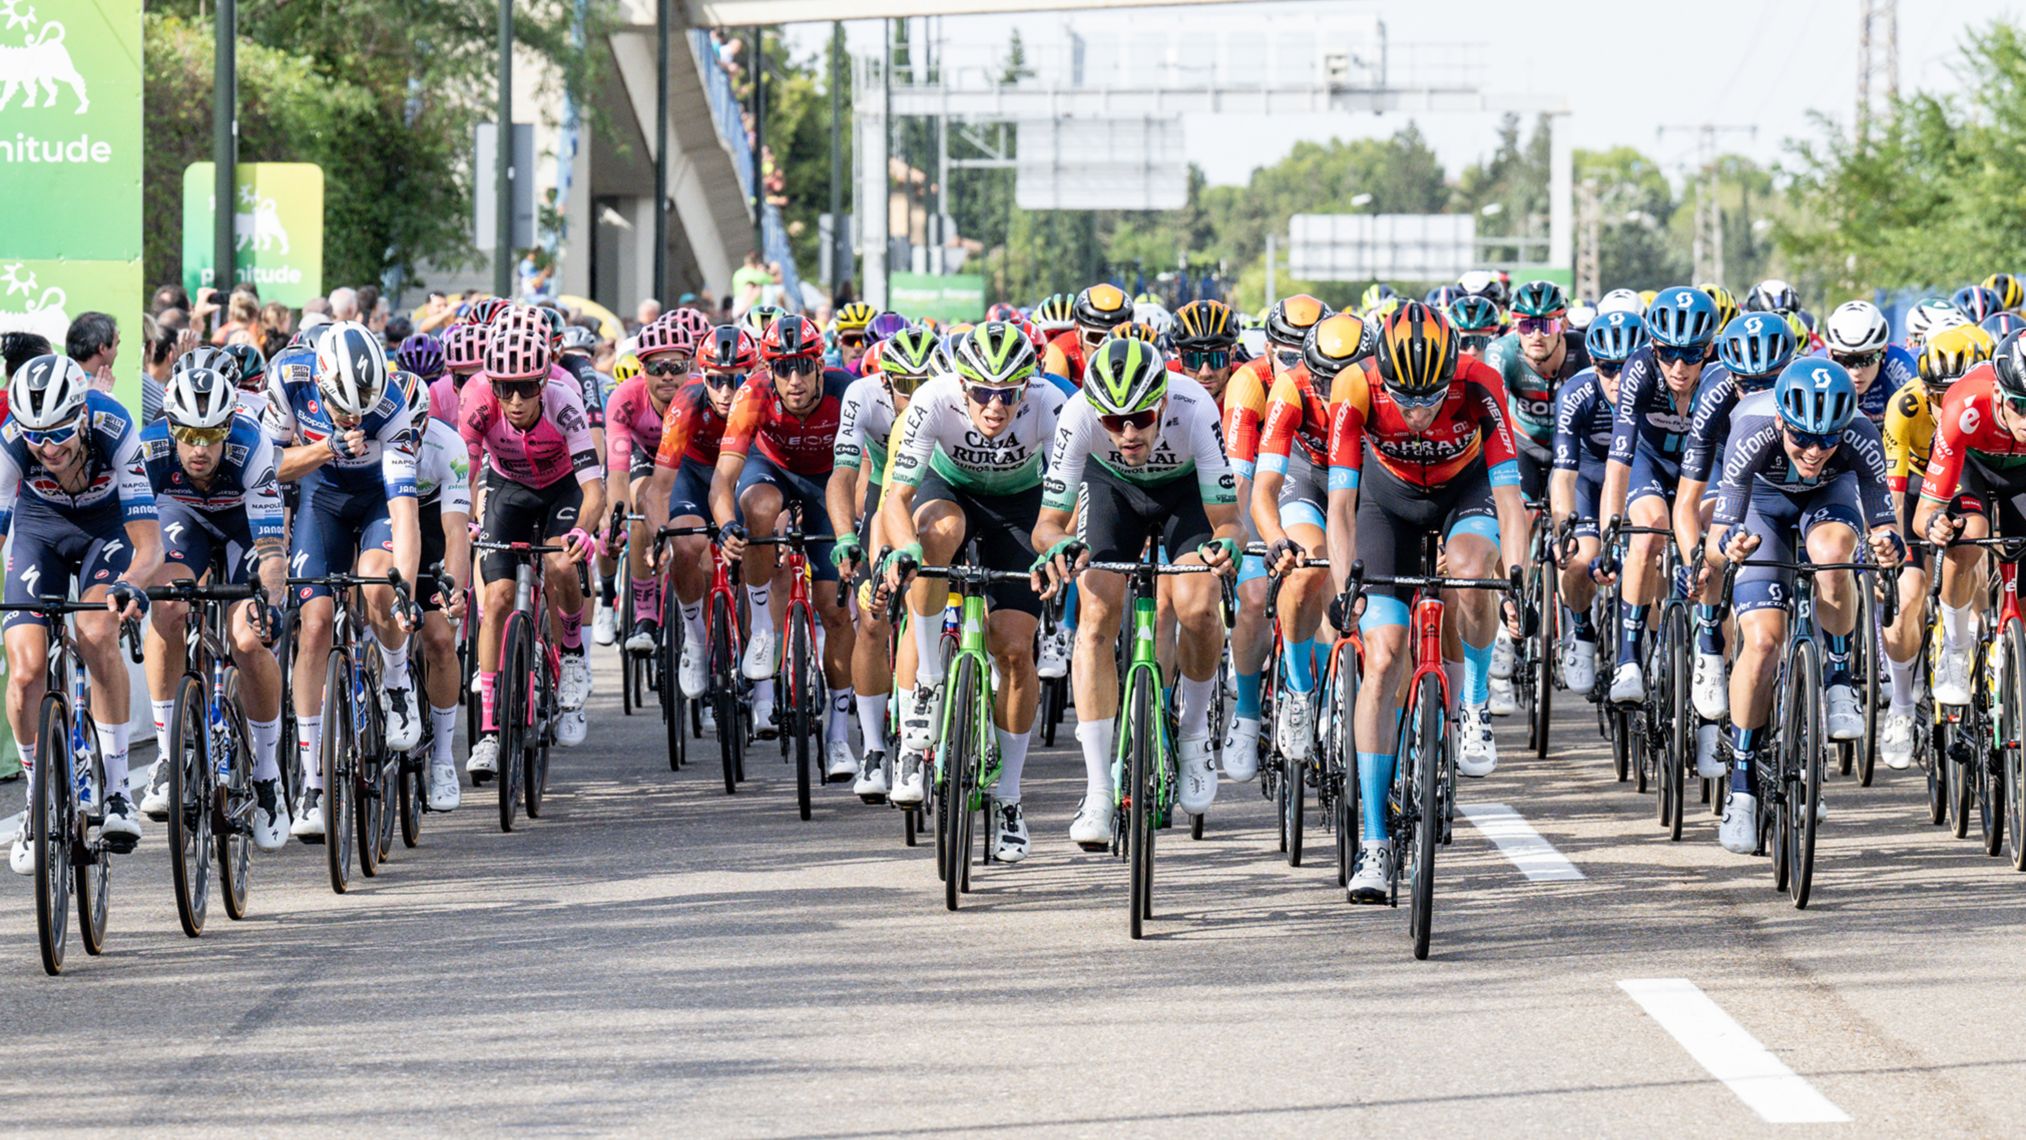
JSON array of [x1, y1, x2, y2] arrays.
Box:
[[443, 323, 487, 373], [484, 325, 552, 381], [660, 307, 713, 345], [634, 320, 697, 361]]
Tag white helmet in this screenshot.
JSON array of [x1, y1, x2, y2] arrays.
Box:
[[1598, 288, 1644, 316], [1823, 301, 1890, 356], [397, 370, 432, 436], [8, 354, 89, 431], [313, 320, 389, 418], [162, 364, 238, 431]]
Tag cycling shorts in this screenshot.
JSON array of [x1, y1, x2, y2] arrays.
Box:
[[479, 476, 584, 583], [290, 482, 395, 603], [1274, 450, 1328, 534], [418, 498, 447, 613], [1944, 456, 2026, 596], [1515, 435, 1553, 506], [1733, 473, 1864, 616], [3, 501, 133, 631], [1076, 465, 1215, 568], [1900, 472, 1927, 571], [1354, 457, 1499, 629], [665, 456, 715, 523], [734, 450, 838, 583], [627, 442, 658, 484], [159, 499, 258, 587], [913, 469, 1041, 618], [1570, 465, 1605, 540], [1624, 445, 1680, 510]]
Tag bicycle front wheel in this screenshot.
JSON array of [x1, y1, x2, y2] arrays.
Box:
[[32, 693, 72, 975], [167, 672, 211, 937], [941, 656, 982, 911], [497, 615, 529, 832], [662, 578, 686, 772], [1127, 671, 1157, 939], [1664, 605, 1692, 841], [1856, 583, 1881, 787], [1784, 640, 1823, 907], [711, 594, 741, 795], [2002, 621, 2026, 870], [524, 636, 553, 819], [217, 670, 253, 920], [320, 651, 355, 893], [1530, 556, 1557, 758], [788, 610, 815, 821], [1408, 675, 1443, 960]]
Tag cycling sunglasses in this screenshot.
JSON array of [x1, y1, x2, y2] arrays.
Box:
[[1515, 316, 1563, 336], [1653, 344, 1706, 366], [1180, 348, 1230, 371], [1783, 425, 1842, 451], [773, 356, 821, 375], [495, 378, 545, 402], [1387, 387, 1450, 411], [1272, 347, 1304, 369], [838, 333, 867, 349], [168, 422, 232, 447], [701, 369, 745, 390], [1830, 350, 1883, 372], [884, 370, 929, 397], [1459, 334, 1494, 354], [966, 382, 1027, 407], [21, 419, 80, 446], [1099, 409, 1160, 433], [2000, 388, 2026, 417], [1594, 361, 1624, 380], [643, 357, 692, 377]]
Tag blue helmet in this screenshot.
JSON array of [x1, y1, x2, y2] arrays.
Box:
[[1425, 284, 1460, 310], [1954, 285, 2004, 323], [1645, 286, 1720, 349], [1584, 311, 1646, 364], [1982, 311, 2026, 341], [1774, 358, 1858, 435], [1716, 312, 1796, 379]]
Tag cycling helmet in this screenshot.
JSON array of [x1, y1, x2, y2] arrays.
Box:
[[1446, 295, 1506, 338], [1983, 272, 2026, 312], [1774, 358, 1857, 435], [1373, 301, 1458, 399], [867, 311, 909, 342], [1264, 294, 1332, 348], [1071, 283, 1132, 332], [1133, 291, 1164, 308], [1458, 270, 1510, 308], [760, 314, 824, 362], [878, 326, 940, 390], [833, 301, 879, 334], [984, 302, 1023, 324], [949, 321, 1038, 388], [1597, 288, 1644, 315], [1716, 312, 1797, 379], [1698, 283, 1741, 334], [482, 324, 553, 382], [1917, 323, 1995, 388], [536, 305, 569, 347], [663, 307, 714, 345], [1565, 301, 1599, 333], [1984, 311, 2026, 341], [1644, 287, 1720, 349], [8, 354, 88, 430], [1954, 285, 2004, 323], [1110, 320, 1161, 344], [221, 342, 267, 392], [1360, 283, 1399, 314], [611, 354, 643, 384], [1364, 295, 1403, 324], [1084, 336, 1168, 415], [1905, 297, 1963, 347], [1584, 311, 1647, 365], [162, 365, 238, 431], [1173, 300, 1238, 349], [740, 304, 784, 340], [1510, 279, 1569, 319], [314, 321, 390, 417], [1425, 285, 1461, 310], [559, 325, 600, 355], [698, 324, 759, 372], [443, 323, 487, 374], [175, 345, 242, 389], [1784, 312, 1814, 354], [1823, 300, 1890, 355], [634, 320, 697, 361], [1135, 305, 1176, 342], [1746, 279, 1800, 314], [468, 297, 511, 327], [399, 370, 432, 437], [395, 334, 446, 381], [1302, 313, 1373, 380], [1016, 319, 1050, 352], [1031, 293, 1077, 335]]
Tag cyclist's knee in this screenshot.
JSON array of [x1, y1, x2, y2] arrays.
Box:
[[481, 579, 516, 614], [1738, 613, 1784, 660], [148, 598, 188, 636]]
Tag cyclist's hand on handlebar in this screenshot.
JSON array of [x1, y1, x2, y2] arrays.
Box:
[[106, 581, 148, 622], [561, 526, 596, 564], [1926, 510, 1963, 549], [443, 584, 467, 622], [1327, 590, 1361, 638], [1028, 537, 1086, 601], [1588, 550, 1620, 585], [1265, 537, 1304, 577], [1872, 527, 1908, 570], [830, 533, 864, 574], [718, 521, 749, 562], [1198, 536, 1239, 580], [884, 542, 924, 594], [253, 602, 283, 646], [1720, 526, 1761, 565]]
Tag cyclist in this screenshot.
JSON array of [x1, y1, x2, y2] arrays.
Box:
[[1710, 360, 1900, 854], [829, 301, 879, 375], [1483, 279, 1589, 712], [1252, 293, 1340, 763], [1042, 283, 1132, 387], [1447, 294, 1506, 363], [1032, 293, 1076, 341], [1213, 300, 1284, 784], [392, 372, 472, 808], [1550, 310, 1645, 693], [1817, 300, 1916, 427], [1323, 303, 1529, 900], [1600, 287, 1724, 705], [264, 321, 424, 839], [711, 314, 856, 775], [603, 320, 695, 653], [645, 324, 752, 702], [1878, 324, 1994, 766], [1, 356, 160, 873], [827, 325, 937, 800], [1033, 337, 1239, 825], [460, 320, 604, 781], [880, 323, 1064, 859], [433, 322, 487, 424], [136, 365, 290, 847], [220, 342, 269, 418]]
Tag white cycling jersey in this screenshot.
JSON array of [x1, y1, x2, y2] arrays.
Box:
[[1042, 374, 1236, 513], [887, 374, 1065, 496]]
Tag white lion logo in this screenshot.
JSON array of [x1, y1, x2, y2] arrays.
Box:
[[0, 19, 88, 115], [0, 281, 69, 343], [236, 196, 291, 256]]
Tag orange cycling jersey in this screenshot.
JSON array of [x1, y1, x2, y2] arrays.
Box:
[[1324, 357, 1522, 490], [1220, 357, 1272, 480], [1257, 362, 1357, 473], [1042, 330, 1087, 386]]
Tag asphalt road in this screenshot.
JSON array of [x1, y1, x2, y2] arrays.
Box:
[[4, 649, 2026, 1136]]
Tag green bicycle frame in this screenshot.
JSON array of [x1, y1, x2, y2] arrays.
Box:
[[935, 589, 1002, 810], [1112, 589, 1173, 828]]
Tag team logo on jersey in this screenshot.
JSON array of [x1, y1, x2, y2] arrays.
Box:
[[93, 410, 119, 435], [1961, 406, 1982, 435], [142, 437, 170, 460], [224, 443, 248, 467]]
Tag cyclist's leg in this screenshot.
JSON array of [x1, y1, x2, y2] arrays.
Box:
[[1611, 451, 1674, 698], [1721, 488, 1798, 850], [288, 491, 349, 796], [532, 481, 590, 726], [623, 473, 662, 649], [733, 455, 787, 693], [849, 480, 893, 772], [1935, 470, 1996, 704], [1066, 470, 1152, 831], [74, 536, 137, 808], [1880, 480, 1928, 765], [1347, 495, 1416, 900], [1275, 458, 1331, 747], [143, 506, 206, 763], [898, 477, 965, 739], [2, 522, 63, 861], [985, 605, 1040, 861], [666, 458, 716, 695]]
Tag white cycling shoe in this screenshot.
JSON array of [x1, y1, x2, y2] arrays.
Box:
[[426, 758, 461, 811], [1825, 683, 1863, 741], [1933, 650, 1973, 707], [1609, 661, 1646, 705], [1486, 673, 1518, 717], [889, 752, 926, 806], [1693, 652, 1729, 720], [1881, 710, 1916, 770], [1456, 703, 1497, 777], [558, 651, 592, 710], [1177, 734, 1217, 814], [742, 625, 777, 682], [466, 736, 499, 784], [993, 802, 1030, 863], [1490, 628, 1515, 680], [1222, 717, 1261, 783], [556, 708, 587, 746], [1275, 690, 1315, 759], [1695, 723, 1725, 779], [592, 602, 617, 646], [678, 640, 708, 699], [9, 835, 31, 876], [1348, 841, 1391, 904], [1719, 791, 1758, 854], [1037, 629, 1070, 680], [1070, 795, 1113, 851], [291, 788, 326, 840], [854, 752, 889, 802], [1562, 638, 1598, 694], [252, 779, 290, 850], [382, 685, 423, 751], [900, 685, 942, 752], [824, 738, 858, 782]]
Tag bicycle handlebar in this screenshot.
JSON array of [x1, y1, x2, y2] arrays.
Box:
[[1717, 557, 1899, 627]]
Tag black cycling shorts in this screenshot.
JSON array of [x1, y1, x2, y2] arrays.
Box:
[[912, 470, 1042, 618], [480, 477, 584, 583], [1354, 456, 1498, 607], [1075, 463, 1214, 566]]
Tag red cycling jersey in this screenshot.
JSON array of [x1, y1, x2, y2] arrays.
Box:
[[1042, 330, 1087, 387], [654, 381, 731, 469], [1918, 366, 2026, 507], [1325, 357, 1520, 489], [1259, 362, 1354, 472], [718, 368, 854, 476], [605, 375, 675, 474]]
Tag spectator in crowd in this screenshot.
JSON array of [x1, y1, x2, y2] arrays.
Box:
[[140, 314, 188, 425], [302, 295, 332, 320], [65, 312, 119, 392], [213, 290, 261, 346], [151, 285, 190, 316], [415, 291, 458, 334], [327, 287, 360, 323], [517, 248, 555, 304], [1, 331, 50, 378], [731, 250, 770, 317], [260, 301, 294, 355], [719, 295, 736, 321], [631, 298, 662, 333], [384, 314, 414, 345]]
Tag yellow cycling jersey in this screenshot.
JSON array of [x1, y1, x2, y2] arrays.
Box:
[[1883, 379, 1935, 491]]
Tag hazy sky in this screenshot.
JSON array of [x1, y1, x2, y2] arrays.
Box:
[[791, 0, 2021, 186]]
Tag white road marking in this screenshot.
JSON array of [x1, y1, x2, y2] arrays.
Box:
[[1620, 978, 1851, 1124], [1459, 802, 1584, 881]]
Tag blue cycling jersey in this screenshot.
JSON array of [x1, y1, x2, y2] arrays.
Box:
[[1552, 368, 1616, 473], [1607, 344, 1731, 473], [139, 413, 284, 542], [261, 356, 418, 500], [1809, 343, 1915, 425], [1710, 391, 1894, 530], [0, 389, 155, 537], [1678, 366, 1784, 486]]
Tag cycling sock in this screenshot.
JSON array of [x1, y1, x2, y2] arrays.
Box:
[[298, 716, 324, 790], [1462, 638, 1492, 707], [1695, 604, 1724, 655], [1358, 751, 1394, 840], [1178, 673, 1216, 738], [1729, 725, 1762, 794], [378, 639, 411, 689], [912, 615, 946, 687], [828, 688, 852, 740], [995, 727, 1031, 803], [600, 570, 617, 607], [249, 717, 281, 782], [1943, 602, 1975, 650], [479, 671, 499, 734], [1076, 718, 1115, 800], [1283, 637, 1315, 695], [1443, 659, 1464, 710], [429, 706, 457, 765], [150, 699, 174, 754], [1618, 604, 1649, 666], [747, 585, 774, 639], [752, 679, 776, 710], [1888, 655, 1918, 709], [856, 693, 888, 754], [559, 608, 584, 651], [682, 601, 705, 649], [15, 739, 32, 778], [96, 720, 129, 796], [631, 578, 661, 625], [1235, 671, 1262, 720], [1824, 630, 1852, 684], [1570, 607, 1597, 641]]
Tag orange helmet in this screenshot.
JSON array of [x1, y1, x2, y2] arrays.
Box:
[[1302, 313, 1373, 380], [1265, 293, 1332, 348], [1373, 301, 1458, 400]]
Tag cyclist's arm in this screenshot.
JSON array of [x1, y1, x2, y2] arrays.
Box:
[[118, 518, 163, 596], [0, 446, 20, 541], [878, 397, 938, 558], [1550, 381, 1588, 530], [1472, 382, 1530, 575], [557, 386, 608, 540], [1600, 367, 1641, 527], [826, 384, 868, 541], [1672, 477, 1708, 569], [245, 433, 287, 595], [1323, 398, 1366, 595], [378, 415, 422, 588]]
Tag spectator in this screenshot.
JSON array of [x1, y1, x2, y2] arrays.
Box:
[[65, 312, 119, 391], [213, 290, 261, 346], [327, 287, 361, 322], [1, 331, 51, 378], [731, 250, 770, 317], [517, 248, 555, 304], [260, 301, 294, 355], [761, 261, 785, 309], [383, 314, 414, 345], [631, 298, 662, 333], [719, 295, 736, 321], [156, 307, 190, 333], [415, 291, 458, 334], [140, 314, 187, 425], [302, 295, 332, 320], [151, 285, 190, 316]]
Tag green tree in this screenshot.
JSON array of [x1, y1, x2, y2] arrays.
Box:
[[1575, 146, 1688, 291]]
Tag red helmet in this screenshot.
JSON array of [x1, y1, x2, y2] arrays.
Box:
[[661, 307, 713, 344], [465, 297, 509, 326], [760, 314, 823, 362], [484, 325, 552, 381], [986, 302, 1023, 323], [634, 320, 697, 361], [442, 323, 487, 373], [697, 324, 759, 372], [1018, 319, 1049, 352]]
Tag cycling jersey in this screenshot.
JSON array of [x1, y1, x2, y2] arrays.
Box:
[[604, 375, 674, 481], [415, 417, 473, 515], [459, 374, 601, 491], [1711, 392, 1893, 531], [1041, 374, 1235, 513], [1918, 366, 2026, 508], [140, 413, 282, 538], [835, 373, 901, 480], [1679, 369, 1775, 486], [0, 389, 156, 535], [1607, 345, 1729, 498], [428, 373, 464, 426], [557, 354, 606, 429], [1258, 363, 1354, 475], [1220, 358, 1272, 481], [1883, 380, 1936, 493], [653, 381, 732, 470], [1810, 343, 1917, 425], [887, 374, 1066, 495], [1042, 331, 1087, 387], [261, 364, 420, 501], [1324, 357, 1520, 491], [1552, 369, 1616, 474], [1485, 331, 1589, 449], [719, 368, 854, 477]]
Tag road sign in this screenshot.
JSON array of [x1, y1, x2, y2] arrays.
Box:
[[1015, 117, 1187, 212], [181, 163, 325, 307], [889, 272, 985, 323], [1287, 213, 1478, 282]]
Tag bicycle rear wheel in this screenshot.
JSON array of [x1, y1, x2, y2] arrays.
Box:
[[2002, 622, 2026, 870], [167, 673, 211, 938], [1856, 585, 1880, 786], [621, 564, 638, 716], [321, 651, 355, 893], [941, 657, 982, 911], [1785, 641, 1823, 908], [524, 638, 553, 819], [216, 673, 252, 921], [497, 615, 529, 832], [1407, 674, 1443, 960], [1530, 557, 1557, 758], [277, 610, 303, 810], [32, 693, 72, 976], [1330, 645, 1361, 888], [712, 593, 741, 795], [662, 579, 686, 772], [1283, 748, 1305, 867], [1127, 671, 1157, 940], [788, 610, 815, 821], [1664, 606, 1692, 840], [73, 706, 108, 958]]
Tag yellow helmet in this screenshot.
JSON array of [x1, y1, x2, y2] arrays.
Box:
[[612, 353, 643, 384], [832, 302, 878, 334], [1111, 320, 1160, 344], [1072, 284, 1132, 331], [1697, 283, 1740, 335], [1918, 323, 1996, 388]]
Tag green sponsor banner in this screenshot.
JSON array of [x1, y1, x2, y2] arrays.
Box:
[[181, 162, 325, 307], [1506, 266, 1575, 291], [889, 272, 986, 323]]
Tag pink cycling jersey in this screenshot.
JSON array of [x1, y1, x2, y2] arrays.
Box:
[[459, 373, 603, 490], [604, 375, 671, 475], [429, 374, 462, 426]]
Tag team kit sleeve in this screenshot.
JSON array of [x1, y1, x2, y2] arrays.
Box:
[[717, 382, 763, 460], [655, 387, 698, 471], [242, 431, 286, 541], [1711, 424, 1777, 529], [1188, 394, 1237, 506], [1607, 355, 1651, 467], [1678, 380, 1732, 484], [834, 379, 869, 471], [551, 383, 603, 482], [886, 392, 941, 490], [1917, 389, 1972, 508], [1040, 395, 1097, 514], [1221, 369, 1264, 480], [429, 421, 474, 516], [1466, 375, 1522, 488], [1324, 376, 1369, 492], [1553, 377, 1590, 472], [1842, 418, 1896, 528], [0, 443, 23, 537], [374, 403, 420, 499], [604, 383, 637, 474], [1255, 373, 1303, 476], [108, 414, 159, 521]]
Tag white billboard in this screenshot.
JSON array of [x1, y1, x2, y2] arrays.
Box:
[[1288, 213, 1478, 281], [1015, 117, 1187, 211]]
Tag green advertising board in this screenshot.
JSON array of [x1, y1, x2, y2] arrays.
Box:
[[182, 163, 325, 307], [0, 0, 144, 408], [889, 272, 986, 323]]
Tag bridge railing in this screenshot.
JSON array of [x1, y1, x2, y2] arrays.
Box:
[[690, 29, 808, 311]]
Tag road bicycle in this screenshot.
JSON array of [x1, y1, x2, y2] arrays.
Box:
[[1320, 602, 1365, 893], [1260, 547, 1330, 866], [1601, 519, 1675, 791], [661, 522, 750, 794], [745, 503, 832, 821], [471, 542, 562, 832], [1924, 530, 2026, 860], [1515, 500, 1559, 758], [610, 507, 657, 716]]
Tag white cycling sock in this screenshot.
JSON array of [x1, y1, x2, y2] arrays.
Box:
[[682, 600, 705, 650], [150, 699, 174, 755], [1943, 602, 1975, 650], [298, 715, 324, 790], [1443, 659, 1464, 713], [1076, 718, 1115, 801], [1887, 655, 1919, 711], [996, 726, 1031, 804], [912, 615, 946, 687], [827, 688, 852, 741], [379, 638, 411, 689], [430, 705, 458, 765], [1178, 673, 1216, 738], [249, 717, 281, 782], [96, 720, 130, 796], [856, 693, 888, 755], [746, 585, 773, 637]]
